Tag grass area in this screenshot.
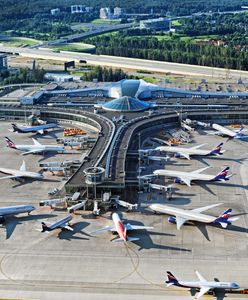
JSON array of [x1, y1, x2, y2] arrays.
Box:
[[91, 19, 121, 25], [51, 42, 95, 53], [171, 20, 182, 26], [134, 75, 160, 83], [0, 37, 40, 47]]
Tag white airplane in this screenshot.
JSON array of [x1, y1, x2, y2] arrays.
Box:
[[41, 215, 73, 232], [165, 271, 239, 299], [211, 123, 248, 139], [156, 142, 224, 160], [149, 203, 239, 230], [90, 212, 153, 242], [0, 160, 44, 181], [153, 166, 231, 187], [5, 137, 65, 155], [11, 123, 58, 135], [0, 204, 35, 224]]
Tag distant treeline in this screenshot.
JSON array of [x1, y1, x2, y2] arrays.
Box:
[[81, 66, 127, 82], [88, 34, 248, 70], [0, 0, 246, 25]]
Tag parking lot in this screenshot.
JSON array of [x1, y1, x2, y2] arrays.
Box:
[[0, 123, 247, 300]]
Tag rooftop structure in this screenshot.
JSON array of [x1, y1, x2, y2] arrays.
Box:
[[140, 17, 171, 31], [71, 5, 85, 14], [100, 7, 112, 19], [101, 96, 152, 112], [0, 54, 8, 73], [51, 8, 60, 15]]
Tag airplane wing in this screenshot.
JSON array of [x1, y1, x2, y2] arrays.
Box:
[[22, 150, 42, 155], [177, 152, 190, 160], [195, 270, 207, 282], [61, 225, 73, 231], [190, 144, 206, 150], [192, 166, 211, 174], [0, 175, 20, 180], [191, 203, 223, 213], [37, 129, 44, 134], [125, 223, 153, 231], [196, 287, 211, 299], [32, 138, 42, 146], [175, 215, 188, 230], [90, 225, 114, 234], [178, 176, 191, 187]]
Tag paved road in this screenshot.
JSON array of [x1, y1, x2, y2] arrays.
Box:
[[1, 46, 248, 79]]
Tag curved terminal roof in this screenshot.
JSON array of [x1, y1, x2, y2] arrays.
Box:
[[102, 96, 151, 112]]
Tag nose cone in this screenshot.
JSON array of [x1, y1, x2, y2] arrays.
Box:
[[231, 282, 239, 289]]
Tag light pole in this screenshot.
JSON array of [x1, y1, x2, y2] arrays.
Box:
[[138, 132, 141, 191]]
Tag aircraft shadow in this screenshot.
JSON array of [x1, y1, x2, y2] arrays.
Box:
[[134, 233, 191, 252], [11, 177, 60, 188], [57, 221, 90, 241], [4, 213, 57, 239], [206, 181, 248, 191], [185, 221, 248, 241], [31, 128, 63, 140], [201, 156, 247, 164], [122, 219, 191, 252]]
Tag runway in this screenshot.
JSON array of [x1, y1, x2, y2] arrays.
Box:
[[1, 46, 248, 79]]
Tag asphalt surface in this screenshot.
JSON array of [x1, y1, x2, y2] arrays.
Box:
[[0, 121, 247, 299], [1, 46, 248, 79]]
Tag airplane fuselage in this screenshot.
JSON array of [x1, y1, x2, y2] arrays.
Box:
[[0, 167, 44, 179], [14, 144, 65, 153], [48, 215, 72, 231], [212, 123, 237, 138], [149, 204, 217, 224], [0, 205, 35, 216], [157, 146, 212, 156], [176, 280, 239, 290], [112, 212, 127, 241], [14, 123, 58, 134], [154, 169, 215, 182]]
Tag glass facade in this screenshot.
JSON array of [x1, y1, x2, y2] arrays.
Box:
[[102, 96, 151, 112]]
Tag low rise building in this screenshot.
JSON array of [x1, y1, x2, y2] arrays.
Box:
[[0, 54, 8, 73], [140, 17, 171, 31], [100, 7, 112, 19], [51, 8, 60, 15], [71, 5, 85, 14], [114, 7, 125, 17]]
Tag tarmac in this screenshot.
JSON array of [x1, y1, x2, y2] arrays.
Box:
[[0, 122, 247, 300]]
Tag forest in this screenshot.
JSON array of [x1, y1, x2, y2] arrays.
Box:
[[86, 12, 248, 71]]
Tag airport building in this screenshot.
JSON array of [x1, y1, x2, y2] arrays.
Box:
[[44, 73, 75, 83], [99, 7, 112, 19], [0, 54, 8, 73], [50, 8, 60, 15], [140, 17, 171, 31], [113, 7, 125, 17], [71, 5, 85, 14]]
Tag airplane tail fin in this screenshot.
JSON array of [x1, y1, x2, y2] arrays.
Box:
[[41, 222, 49, 232], [5, 136, 16, 149], [214, 167, 230, 181], [214, 208, 238, 228], [235, 125, 244, 138], [210, 142, 224, 156], [11, 123, 22, 133], [165, 271, 179, 286]]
